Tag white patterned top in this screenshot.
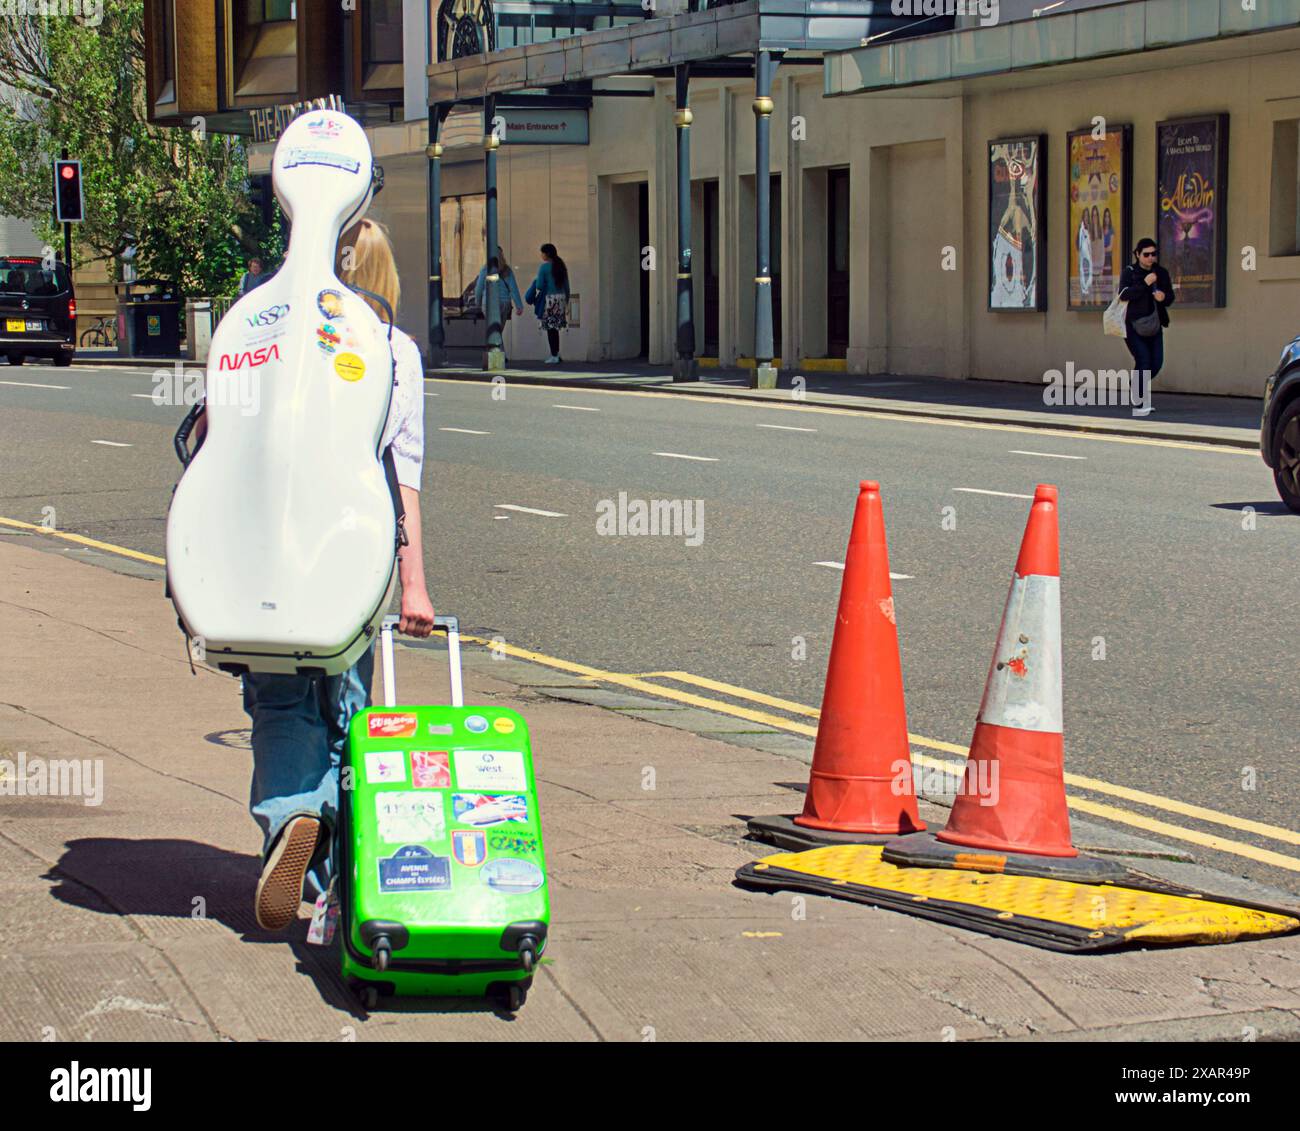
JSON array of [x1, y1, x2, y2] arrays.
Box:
[[379, 327, 425, 491]]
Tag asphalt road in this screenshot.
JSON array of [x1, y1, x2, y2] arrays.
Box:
[[2, 360, 1296, 890]]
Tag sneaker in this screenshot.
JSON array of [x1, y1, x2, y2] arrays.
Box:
[[1132, 406, 1153, 417], [543, 355, 560, 364], [255, 815, 320, 931]]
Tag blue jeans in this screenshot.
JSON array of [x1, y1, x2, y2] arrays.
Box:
[[1125, 331, 1164, 401], [242, 645, 374, 902]]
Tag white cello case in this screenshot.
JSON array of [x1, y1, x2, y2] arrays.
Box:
[[165, 110, 397, 676]]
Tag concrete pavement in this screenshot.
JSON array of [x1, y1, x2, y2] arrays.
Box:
[[3, 536, 1300, 1042]]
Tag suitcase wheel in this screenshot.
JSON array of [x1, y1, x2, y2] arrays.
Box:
[[518, 943, 536, 973], [503, 984, 526, 1012], [359, 985, 379, 1011], [372, 937, 391, 972]]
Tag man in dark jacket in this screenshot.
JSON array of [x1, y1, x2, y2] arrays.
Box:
[[1117, 237, 1175, 415]]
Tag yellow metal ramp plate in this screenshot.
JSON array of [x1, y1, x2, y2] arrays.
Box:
[[735, 845, 1300, 953]]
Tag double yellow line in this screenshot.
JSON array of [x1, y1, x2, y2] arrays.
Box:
[[4, 515, 1295, 877], [463, 639, 1300, 876]]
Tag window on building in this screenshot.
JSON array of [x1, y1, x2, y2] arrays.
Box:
[[232, 0, 298, 99], [1270, 119, 1300, 258], [362, 0, 403, 92], [156, 0, 176, 103]]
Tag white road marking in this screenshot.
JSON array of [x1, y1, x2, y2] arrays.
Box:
[[757, 423, 817, 433], [91, 440, 132, 448], [0, 380, 69, 390], [653, 451, 718, 462], [440, 427, 491, 435], [494, 515, 509, 520], [953, 488, 1034, 499], [494, 504, 568, 518], [553, 404, 601, 412], [815, 561, 913, 580], [1009, 450, 1088, 461]]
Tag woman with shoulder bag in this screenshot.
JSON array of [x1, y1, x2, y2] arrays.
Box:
[[524, 243, 570, 364], [1117, 237, 1176, 415]]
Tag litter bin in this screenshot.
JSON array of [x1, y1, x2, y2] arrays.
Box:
[[185, 299, 214, 363], [116, 279, 183, 359]]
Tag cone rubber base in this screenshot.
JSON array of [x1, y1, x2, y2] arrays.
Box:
[[735, 845, 1300, 953], [747, 814, 898, 852], [882, 832, 1128, 884]]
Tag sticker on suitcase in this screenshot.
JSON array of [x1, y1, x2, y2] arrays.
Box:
[[453, 749, 528, 791], [482, 858, 545, 894], [378, 845, 452, 892], [368, 712, 418, 739], [451, 793, 529, 827], [451, 829, 487, 867], [410, 750, 451, 788], [376, 791, 446, 843], [364, 750, 406, 784]]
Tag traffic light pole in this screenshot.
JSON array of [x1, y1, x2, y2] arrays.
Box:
[[60, 148, 71, 267]]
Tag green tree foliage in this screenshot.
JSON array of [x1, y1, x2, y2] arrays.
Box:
[[0, 2, 280, 296]]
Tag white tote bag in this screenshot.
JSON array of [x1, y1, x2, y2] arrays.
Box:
[[1103, 295, 1128, 338]]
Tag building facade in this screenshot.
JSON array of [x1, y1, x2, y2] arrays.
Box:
[[145, 0, 1300, 396]]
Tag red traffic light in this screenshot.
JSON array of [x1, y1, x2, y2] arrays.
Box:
[[60, 165, 75, 179]]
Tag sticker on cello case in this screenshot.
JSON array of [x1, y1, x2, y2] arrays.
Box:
[[410, 751, 451, 789], [378, 845, 451, 892], [454, 749, 527, 791], [316, 323, 340, 353], [375, 792, 445, 844], [282, 147, 361, 175], [368, 713, 417, 739], [364, 750, 406, 784], [451, 829, 486, 868], [317, 289, 345, 319], [492, 717, 516, 735], [464, 715, 489, 734], [334, 352, 365, 382], [482, 858, 544, 895]]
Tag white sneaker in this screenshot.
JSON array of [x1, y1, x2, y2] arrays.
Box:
[[544, 355, 560, 365]]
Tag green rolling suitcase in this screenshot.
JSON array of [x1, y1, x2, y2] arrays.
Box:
[[340, 614, 549, 1011]]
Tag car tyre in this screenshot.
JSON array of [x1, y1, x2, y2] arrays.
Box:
[[7, 353, 24, 366], [1272, 398, 1300, 514], [53, 352, 73, 368]]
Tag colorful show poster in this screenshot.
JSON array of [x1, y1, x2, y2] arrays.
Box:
[[1157, 115, 1229, 308], [989, 136, 1047, 312], [1068, 125, 1130, 310]]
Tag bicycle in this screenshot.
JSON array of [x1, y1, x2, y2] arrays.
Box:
[[79, 315, 118, 349]]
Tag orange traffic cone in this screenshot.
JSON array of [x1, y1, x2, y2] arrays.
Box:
[[884, 484, 1124, 881], [748, 481, 925, 850]]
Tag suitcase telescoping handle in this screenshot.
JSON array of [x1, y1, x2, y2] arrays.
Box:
[[378, 614, 464, 709]]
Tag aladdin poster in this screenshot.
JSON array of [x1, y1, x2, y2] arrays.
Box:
[[1068, 125, 1130, 311], [989, 136, 1047, 312], [1156, 115, 1229, 308]]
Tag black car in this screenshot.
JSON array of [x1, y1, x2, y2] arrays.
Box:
[[0, 255, 76, 366], [1261, 333, 1300, 513]]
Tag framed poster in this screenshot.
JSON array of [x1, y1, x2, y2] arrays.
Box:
[[989, 136, 1047, 312], [1156, 115, 1229, 308], [1067, 124, 1132, 311]]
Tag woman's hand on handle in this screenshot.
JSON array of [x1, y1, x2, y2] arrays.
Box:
[[399, 587, 435, 638]]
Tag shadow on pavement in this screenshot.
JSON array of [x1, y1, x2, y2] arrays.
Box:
[[44, 837, 517, 1019]]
